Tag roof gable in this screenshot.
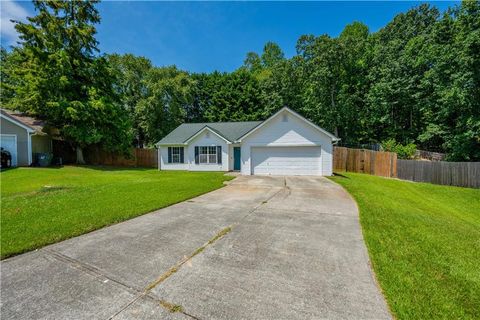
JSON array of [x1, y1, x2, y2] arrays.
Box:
[[236, 107, 339, 142], [184, 126, 231, 144]]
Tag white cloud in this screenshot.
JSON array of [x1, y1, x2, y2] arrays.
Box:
[[1, 0, 30, 46]]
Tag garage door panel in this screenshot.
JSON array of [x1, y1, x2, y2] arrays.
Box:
[[251, 146, 321, 176], [0, 135, 17, 167]]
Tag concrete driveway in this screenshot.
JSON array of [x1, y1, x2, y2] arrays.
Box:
[[1, 176, 390, 320]]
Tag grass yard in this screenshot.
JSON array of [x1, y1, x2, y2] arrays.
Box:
[[0, 166, 233, 259], [330, 173, 480, 319]]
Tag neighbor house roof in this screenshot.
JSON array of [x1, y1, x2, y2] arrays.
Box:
[[1, 109, 48, 135], [157, 121, 262, 145]]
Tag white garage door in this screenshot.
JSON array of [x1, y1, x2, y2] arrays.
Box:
[[0, 134, 17, 166], [251, 146, 322, 176]]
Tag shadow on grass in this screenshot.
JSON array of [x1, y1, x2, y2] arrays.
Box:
[[75, 165, 156, 172], [31, 165, 64, 169], [3, 165, 157, 172], [1, 166, 64, 172], [332, 172, 351, 179]]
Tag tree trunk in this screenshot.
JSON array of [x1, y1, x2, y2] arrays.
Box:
[[76, 146, 85, 164]]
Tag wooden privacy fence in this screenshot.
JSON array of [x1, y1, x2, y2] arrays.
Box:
[[397, 160, 480, 188], [333, 147, 397, 177], [85, 148, 157, 168]]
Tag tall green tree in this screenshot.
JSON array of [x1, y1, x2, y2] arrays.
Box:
[[9, 0, 131, 162], [337, 22, 370, 144], [107, 53, 152, 146], [0, 48, 19, 107], [199, 69, 267, 122], [136, 66, 194, 145], [261, 42, 285, 68], [243, 52, 262, 73], [296, 34, 344, 136], [420, 1, 480, 160], [366, 4, 440, 144]]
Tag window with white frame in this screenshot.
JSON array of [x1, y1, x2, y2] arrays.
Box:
[[168, 146, 184, 163], [199, 146, 217, 164]]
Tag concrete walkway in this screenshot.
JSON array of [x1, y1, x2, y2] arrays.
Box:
[[1, 176, 390, 320]]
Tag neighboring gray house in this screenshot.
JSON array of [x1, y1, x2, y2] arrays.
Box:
[[0, 109, 53, 167], [156, 107, 339, 176]]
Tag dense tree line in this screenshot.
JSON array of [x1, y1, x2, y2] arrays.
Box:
[[1, 1, 479, 161]]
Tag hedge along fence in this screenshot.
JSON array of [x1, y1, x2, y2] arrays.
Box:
[[397, 160, 480, 188], [333, 147, 397, 178]]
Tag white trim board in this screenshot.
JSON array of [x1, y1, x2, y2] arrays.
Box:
[[27, 132, 32, 165]]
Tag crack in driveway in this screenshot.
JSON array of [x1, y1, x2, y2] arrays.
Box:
[[108, 182, 287, 319]]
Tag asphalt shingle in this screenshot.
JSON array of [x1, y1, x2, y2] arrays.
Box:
[[157, 121, 262, 144]]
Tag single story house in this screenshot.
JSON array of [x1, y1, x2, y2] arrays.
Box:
[[0, 109, 53, 166], [156, 107, 340, 176]]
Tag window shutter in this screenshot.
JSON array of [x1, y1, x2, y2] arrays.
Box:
[[180, 147, 184, 163], [168, 147, 172, 163], [217, 146, 222, 164], [195, 146, 199, 164]]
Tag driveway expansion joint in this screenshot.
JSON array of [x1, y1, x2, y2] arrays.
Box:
[[108, 225, 235, 319], [110, 183, 287, 319], [43, 248, 141, 294], [41, 249, 184, 320]]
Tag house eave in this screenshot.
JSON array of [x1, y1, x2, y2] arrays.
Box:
[[156, 142, 188, 147]]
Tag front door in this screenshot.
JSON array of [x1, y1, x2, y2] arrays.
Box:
[[233, 147, 241, 171]]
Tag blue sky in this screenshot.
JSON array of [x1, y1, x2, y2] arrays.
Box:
[[1, 1, 458, 73]]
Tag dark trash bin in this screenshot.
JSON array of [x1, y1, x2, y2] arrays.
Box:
[[1, 148, 12, 168], [35, 153, 53, 167]]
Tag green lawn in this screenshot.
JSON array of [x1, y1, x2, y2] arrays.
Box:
[[330, 173, 480, 319], [0, 166, 233, 259]]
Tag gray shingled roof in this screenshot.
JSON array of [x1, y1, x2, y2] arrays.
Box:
[[157, 121, 262, 145]]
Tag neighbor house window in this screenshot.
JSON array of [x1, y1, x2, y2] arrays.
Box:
[[168, 147, 184, 163], [195, 146, 222, 164]]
